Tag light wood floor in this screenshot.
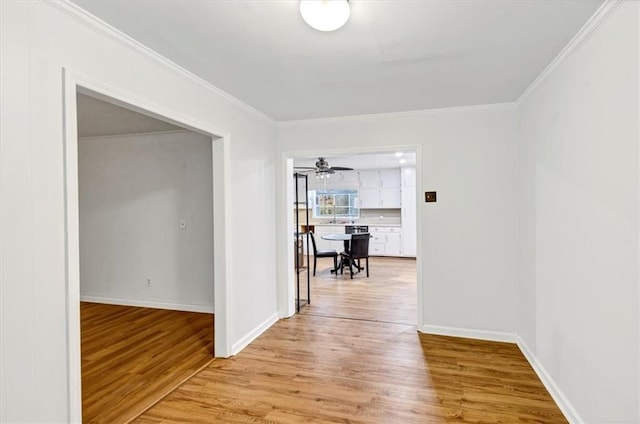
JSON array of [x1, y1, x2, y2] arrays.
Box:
[[134, 257, 567, 423], [301, 256, 417, 324], [81, 302, 214, 423]]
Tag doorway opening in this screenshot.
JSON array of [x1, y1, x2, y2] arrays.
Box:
[[63, 69, 231, 422], [285, 149, 421, 327], [76, 92, 215, 422]]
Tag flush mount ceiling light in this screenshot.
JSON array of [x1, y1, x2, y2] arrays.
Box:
[[300, 0, 350, 32]]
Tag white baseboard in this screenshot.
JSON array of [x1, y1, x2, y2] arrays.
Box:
[[80, 294, 214, 314], [231, 313, 280, 355], [517, 337, 583, 424], [419, 324, 517, 343]]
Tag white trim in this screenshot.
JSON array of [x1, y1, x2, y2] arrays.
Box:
[[517, 337, 582, 424], [278, 102, 517, 127], [212, 135, 233, 358], [278, 144, 424, 326], [637, 0, 640, 415], [231, 313, 280, 355], [414, 146, 424, 328], [48, 0, 274, 124], [517, 0, 624, 104], [80, 295, 214, 314], [419, 324, 517, 344], [63, 69, 82, 424], [63, 68, 233, 421], [277, 156, 296, 318]]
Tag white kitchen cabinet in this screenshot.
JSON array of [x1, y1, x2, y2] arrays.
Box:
[[360, 187, 401, 209], [385, 233, 402, 256], [401, 186, 417, 256], [379, 188, 401, 208], [358, 170, 380, 188], [326, 171, 359, 189], [340, 171, 359, 186], [369, 242, 385, 256], [368, 226, 403, 256], [308, 171, 359, 190], [358, 169, 401, 188], [359, 188, 380, 208], [401, 166, 417, 257], [358, 169, 402, 209], [379, 169, 401, 187]]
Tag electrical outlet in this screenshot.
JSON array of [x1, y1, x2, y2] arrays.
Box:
[[146, 278, 152, 287]]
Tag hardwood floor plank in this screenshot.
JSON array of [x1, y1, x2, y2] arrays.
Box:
[[81, 302, 214, 423], [300, 256, 417, 324], [135, 257, 567, 423]]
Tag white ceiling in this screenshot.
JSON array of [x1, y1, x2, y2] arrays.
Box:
[[77, 93, 183, 137], [71, 0, 603, 121], [294, 152, 416, 171]]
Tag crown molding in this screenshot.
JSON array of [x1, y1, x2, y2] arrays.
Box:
[[278, 102, 518, 128], [517, 0, 625, 105], [47, 0, 275, 124], [77, 129, 195, 141]]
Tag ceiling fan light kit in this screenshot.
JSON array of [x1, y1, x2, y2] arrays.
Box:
[[294, 157, 354, 178], [299, 0, 350, 32]]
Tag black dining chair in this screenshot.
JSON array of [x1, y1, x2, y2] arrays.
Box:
[[340, 233, 370, 279], [309, 232, 338, 276]]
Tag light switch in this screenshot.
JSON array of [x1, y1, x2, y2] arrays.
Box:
[[179, 219, 187, 229], [425, 191, 437, 202]]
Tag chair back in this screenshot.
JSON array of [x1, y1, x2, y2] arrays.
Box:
[[345, 225, 356, 234], [309, 231, 319, 254], [349, 233, 370, 258]]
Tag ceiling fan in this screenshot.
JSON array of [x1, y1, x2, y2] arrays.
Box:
[[294, 157, 354, 176]]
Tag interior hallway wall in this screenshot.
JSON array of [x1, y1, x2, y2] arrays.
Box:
[[79, 130, 214, 312], [0, 2, 277, 421], [518, 2, 640, 421], [278, 104, 520, 337]]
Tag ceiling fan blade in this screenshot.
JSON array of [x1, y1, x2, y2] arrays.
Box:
[[294, 169, 315, 174], [329, 166, 354, 171], [294, 166, 316, 170]]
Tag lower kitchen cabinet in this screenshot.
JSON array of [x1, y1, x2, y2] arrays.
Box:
[[368, 226, 403, 256], [307, 225, 406, 257]]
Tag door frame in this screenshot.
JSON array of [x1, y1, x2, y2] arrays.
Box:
[[276, 145, 424, 327], [62, 68, 233, 422]]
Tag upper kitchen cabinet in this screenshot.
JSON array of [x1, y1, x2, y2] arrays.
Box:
[[379, 169, 401, 187], [358, 169, 401, 188], [309, 170, 359, 190], [358, 170, 381, 188], [358, 168, 402, 209]]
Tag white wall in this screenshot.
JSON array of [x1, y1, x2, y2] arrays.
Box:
[[78, 130, 214, 312], [278, 104, 520, 337], [0, 1, 277, 422], [518, 2, 639, 422]]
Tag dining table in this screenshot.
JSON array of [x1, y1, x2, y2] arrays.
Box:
[[321, 233, 367, 274]]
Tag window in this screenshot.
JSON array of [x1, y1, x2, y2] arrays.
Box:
[[312, 189, 359, 220]]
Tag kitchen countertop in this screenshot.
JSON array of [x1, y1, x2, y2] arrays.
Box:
[[311, 223, 402, 227]]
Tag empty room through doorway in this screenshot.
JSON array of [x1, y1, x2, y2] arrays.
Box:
[[76, 92, 215, 423]]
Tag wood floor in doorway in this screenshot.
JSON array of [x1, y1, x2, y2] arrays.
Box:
[[300, 256, 417, 324], [134, 257, 567, 423], [81, 302, 214, 423]]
